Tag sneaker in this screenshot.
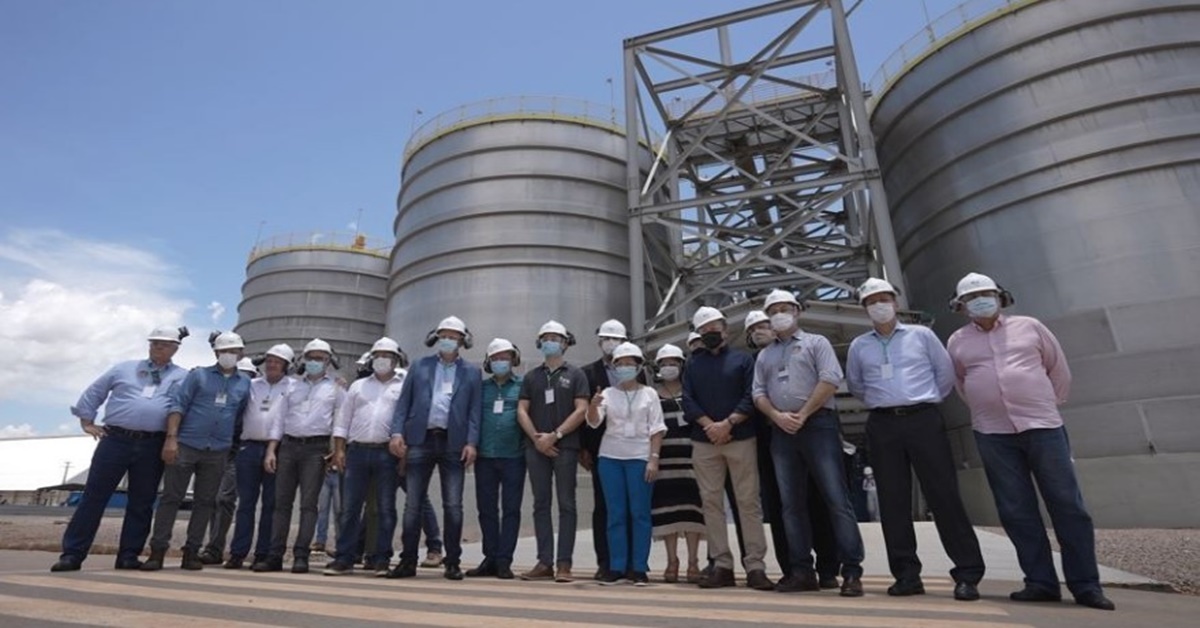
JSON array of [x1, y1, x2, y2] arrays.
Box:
[[420, 551, 444, 568], [371, 561, 391, 578], [310, 542, 327, 554], [520, 562, 555, 581], [598, 570, 625, 586], [323, 561, 354, 576], [631, 571, 649, 587]]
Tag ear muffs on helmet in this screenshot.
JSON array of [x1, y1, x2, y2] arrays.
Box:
[[424, 328, 474, 350], [396, 350, 409, 369], [483, 345, 522, 374], [948, 287, 1015, 312], [535, 332, 576, 349]]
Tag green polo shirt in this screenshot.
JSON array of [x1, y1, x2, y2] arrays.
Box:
[[480, 374, 524, 458]]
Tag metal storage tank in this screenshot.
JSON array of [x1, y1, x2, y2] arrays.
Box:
[[389, 97, 653, 365], [235, 232, 391, 378], [870, 0, 1200, 527]]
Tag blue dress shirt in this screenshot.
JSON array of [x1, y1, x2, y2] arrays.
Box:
[[71, 359, 188, 432], [171, 365, 252, 451], [845, 323, 956, 409]]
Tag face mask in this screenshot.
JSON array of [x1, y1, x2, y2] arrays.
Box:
[[540, 340, 562, 357], [867, 302, 896, 325], [304, 360, 326, 376], [770, 312, 795, 332], [751, 329, 775, 347], [614, 365, 639, 383], [966, 295, 1000, 319], [658, 365, 680, 381], [700, 331, 723, 350], [600, 339, 620, 356], [490, 360, 511, 376], [372, 357, 393, 375], [217, 353, 238, 370], [436, 337, 459, 355]]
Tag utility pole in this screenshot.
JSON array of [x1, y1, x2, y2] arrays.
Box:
[[61, 461, 71, 484]]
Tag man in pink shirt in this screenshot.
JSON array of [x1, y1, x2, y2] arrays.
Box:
[[947, 272, 1114, 612]]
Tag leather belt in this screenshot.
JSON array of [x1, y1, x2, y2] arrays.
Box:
[[105, 425, 166, 439], [283, 434, 330, 444], [870, 402, 936, 416]]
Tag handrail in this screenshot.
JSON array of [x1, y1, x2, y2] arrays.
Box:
[[247, 231, 391, 264]]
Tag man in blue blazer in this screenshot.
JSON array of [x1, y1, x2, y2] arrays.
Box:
[[388, 315, 482, 580]]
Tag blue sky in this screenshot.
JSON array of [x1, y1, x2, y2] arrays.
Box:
[[0, 0, 966, 436]]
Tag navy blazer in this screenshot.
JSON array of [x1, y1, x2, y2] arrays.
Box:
[[391, 354, 482, 451]]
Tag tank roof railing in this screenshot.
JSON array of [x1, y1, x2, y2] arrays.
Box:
[[247, 231, 392, 264], [867, 0, 1044, 111], [665, 69, 838, 122]]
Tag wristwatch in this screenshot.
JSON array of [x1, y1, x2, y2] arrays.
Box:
[[554, 430, 564, 440]]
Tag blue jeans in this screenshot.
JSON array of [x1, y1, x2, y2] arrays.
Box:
[[401, 431, 464, 565], [474, 456, 526, 567], [597, 457, 653, 574], [771, 409, 865, 578], [315, 470, 341, 545], [230, 441, 275, 560], [975, 427, 1102, 597], [336, 445, 398, 565], [60, 431, 165, 564]]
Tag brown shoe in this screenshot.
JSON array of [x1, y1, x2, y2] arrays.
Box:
[[554, 562, 574, 583], [662, 558, 679, 583], [686, 560, 701, 584], [698, 566, 736, 588], [520, 562, 555, 581], [840, 574, 864, 597], [746, 569, 775, 591]]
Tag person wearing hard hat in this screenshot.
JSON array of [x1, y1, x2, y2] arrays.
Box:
[[846, 278, 985, 601], [686, 331, 703, 355], [223, 343, 293, 569], [649, 343, 705, 584], [753, 289, 865, 597], [255, 338, 346, 574], [386, 316, 482, 581], [142, 332, 253, 571], [585, 342, 667, 586], [323, 337, 408, 576], [946, 272, 1114, 611], [744, 310, 774, 350], [466, 338, 526, 580], [581, 318, 640, 580], [516, 319, 591, 583], [51, 326, 191, 573], [682, 305, 773, 591]]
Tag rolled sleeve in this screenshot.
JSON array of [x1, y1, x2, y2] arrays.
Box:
[[648, 396, 667, 436], [169, 370, 199, 416], [813, 337, 844, 386], [332, 386, 354, 439], [752, 354, 769, 401], [71, 367, 117, 420]]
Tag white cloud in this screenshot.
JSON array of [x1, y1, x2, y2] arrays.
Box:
[[208, 300, 226, 324], [0, 229, 218, 411], [0, 423, 38, 439]]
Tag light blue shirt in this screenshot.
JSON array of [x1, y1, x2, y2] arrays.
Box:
[[846, 323, 956, 409], [171, 365, 252, 451], [428, 359, 457, 430], [71, 359, 188, 432]]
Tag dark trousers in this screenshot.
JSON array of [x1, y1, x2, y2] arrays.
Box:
[[203, 453, 238, 556], [476, 456, 527, 568], [526, 446, 579, 566], [401, 431, 465, 565], [868, 407, 985, 584], [755, 424, 792, 577], [60, 431, 165, 564], [150, 445, 228, 552], [336, 445, 398, 565], [230, 441, 274, 560], [269, 438, 328, 560]]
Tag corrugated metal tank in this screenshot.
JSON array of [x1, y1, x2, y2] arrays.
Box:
[[870, 0, 1200, 527], [389, 99, 650, 365], [235, 234, 391, 377]]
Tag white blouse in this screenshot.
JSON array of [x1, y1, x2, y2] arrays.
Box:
[[588, 385, 667, 461]]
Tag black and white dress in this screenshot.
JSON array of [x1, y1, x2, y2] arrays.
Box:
[[650, 390, 706, 538]]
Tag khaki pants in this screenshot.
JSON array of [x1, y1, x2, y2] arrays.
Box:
[[692, 437, 767, 572]]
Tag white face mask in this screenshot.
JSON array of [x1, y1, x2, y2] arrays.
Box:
[[966, 295, 1000, 319], [751, 329, 776, 347], [217, 353, 239, 370], [769, 312, 795, 332], [372, 357, 394, 375], [867, 302, 896, 325], [600, 338, 620, 356], [658, 365, 681, 381]]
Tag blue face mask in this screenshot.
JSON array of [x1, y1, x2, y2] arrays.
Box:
[[490, 360, 511, 376], [436, 337, 459, 355], [614, 365, 639, 383], [304, 360, 325, 376], [966, 295, 1000, 319], [540, 340, 562, 357]]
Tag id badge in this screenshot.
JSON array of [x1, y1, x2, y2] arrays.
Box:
[[776, 366, 789, 382], [493, 398, 505, 414], [880, 363, 895, 380], [544, 388, 555, 405], [442, 379, 454, 395], [215, 393, 228, 407], [141, 385, 157, 399]]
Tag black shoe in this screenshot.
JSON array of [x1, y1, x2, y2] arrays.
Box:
[[386, 561, 417, 579], [223, 556, 245, 570], [465, 560, 495, 578], [198, 549, 223, 565], [1009, 586, 1062, 602], [50, 557, 81, 573], [698, 566, 735, 589], [495, 565, 515, 580], [631, 571, 649, 587], [954, 581, 980, 601], [291, 557, 309, 574], [818, 575, 839, 589], [888, 578, 926, 596], [746, 569, 775, 591], [1074, 591, 1116, 611], [775, 573, 820, 593], [598, 570, 625, 586], [840, 575, 864, 597], [181, 548, 204, 571], [251, 557, 283, 572], [114, 557, 143, 570], [369, 561, 391, 578], [140, 549, 166, 572], [444, 564, 464, 580], [323, 560, 354, 576]]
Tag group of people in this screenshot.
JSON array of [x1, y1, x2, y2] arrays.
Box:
[[50, 270, 1114, 611]]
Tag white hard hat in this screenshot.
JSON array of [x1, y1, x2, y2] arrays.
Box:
[[265, 343, 295, 362], [763, 289, 801, 310], [857, 278, 897, 304], [304, 338, 332, 356], [212, 332, 245, 351], [371, 337, 403, 357], [744, 310, 769, 329], [147, 326, 184, 343], [597, 319, 627, 339], [686, 331, 702, 345], [655, 344, 685, 363], [436, 316, 468, 335], [692, 306, 725, 330], [486, 338, 517, 357], [955, 272, 999, 300], [236, 357, 257, 374], [611, 342, 644, 362], [356, 351, 372, 367], [538, 320, 569, 338]]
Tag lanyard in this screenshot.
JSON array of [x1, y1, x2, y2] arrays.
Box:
[[876, 334, 895, 365]]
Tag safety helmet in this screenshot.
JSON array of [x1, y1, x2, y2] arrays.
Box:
[[654, 344, 685, 363], [304, 338, 332, 356], [744, 310, 769, 329], [236, 357, 257, 375], [596, 319, 628, 339], [857, 278, 897, 305], [686, 331, 702, 346], [763, 289, 801, 310], [691, 306, 725, 330], [371, 337, 403, 358], [212, 332, 245, 351], [486, 338, 518, 358], [147, 326, 185, 343], [265, 343, 295, 363], [955, 272, 999, 300], [611, 342, 644, 363], [436, 316, 468, 335], [538, 320, 569, 339], [355, 351, 372, 367]]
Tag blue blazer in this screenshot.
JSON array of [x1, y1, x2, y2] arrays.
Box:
[[391, 355, 482, 451]]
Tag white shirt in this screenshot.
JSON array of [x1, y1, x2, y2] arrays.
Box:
[[241, 376, 293, 441], [270, 374, 345, 441], [588, 385, 667, 461], [335, 372, 406, 443]]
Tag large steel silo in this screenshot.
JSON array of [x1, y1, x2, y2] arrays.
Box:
[[235, 233, 391, 377], [389, 98, 652, 366], [870, 0, 1200, 527]]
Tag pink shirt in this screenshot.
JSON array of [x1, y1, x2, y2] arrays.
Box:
[[947, 315, 1071, 435]]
